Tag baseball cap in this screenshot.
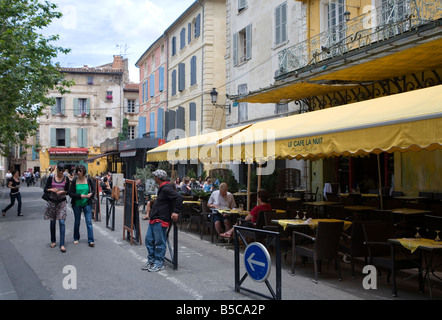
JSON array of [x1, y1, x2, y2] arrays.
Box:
[[152, 169, 167, 181]]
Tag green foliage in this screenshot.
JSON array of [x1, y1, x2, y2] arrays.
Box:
[[118, 118, 129, 141], [191, 188, 211, 201], [133, 164, 155, 184], [214, 169, 239, 193], [0, 0, 73, 155]]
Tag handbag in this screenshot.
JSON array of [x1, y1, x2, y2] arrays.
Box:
[[42, 192, 51, 201]]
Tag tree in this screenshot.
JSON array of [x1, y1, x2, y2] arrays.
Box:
[[0, 0, 73, 155]]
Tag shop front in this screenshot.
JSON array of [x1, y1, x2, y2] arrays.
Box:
[[119, 137, 160, 179], [47, 148, 89, 172]]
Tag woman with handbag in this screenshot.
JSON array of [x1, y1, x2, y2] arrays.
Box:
[[44, 163, 70, 252], [69, 165, 95, 247]]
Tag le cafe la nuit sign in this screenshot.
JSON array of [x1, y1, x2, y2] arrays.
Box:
[[287, 137, 323, 148]]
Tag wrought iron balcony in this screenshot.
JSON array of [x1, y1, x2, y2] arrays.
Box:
[[278, 0, 442, 76]]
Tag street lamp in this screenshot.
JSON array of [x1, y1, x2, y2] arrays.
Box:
[[210, 88, 218, 105]]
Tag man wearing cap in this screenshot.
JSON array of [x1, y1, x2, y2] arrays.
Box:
[[142, 169, 183, 272]]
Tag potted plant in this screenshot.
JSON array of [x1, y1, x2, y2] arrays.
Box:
[[191, 189, 211, 201], [106, 120, 112, 127], [106, 95, 113, 100]]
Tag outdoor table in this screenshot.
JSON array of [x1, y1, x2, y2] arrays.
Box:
[[304, 201, 340, 217], [394, 196, 430, 201], [388, 238, 442, 298], [344, 205, 377, 220], [216, 209, 249, 216], [272, 218, 352, 231], [287, 197, 301, 202], [183, 200, 202, 205], [391, 208, 432, 215]]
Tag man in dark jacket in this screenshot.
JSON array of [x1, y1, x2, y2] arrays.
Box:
[[142, 169, 183, 272]]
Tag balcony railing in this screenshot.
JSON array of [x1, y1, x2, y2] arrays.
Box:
[[278, 0, 442, 75]]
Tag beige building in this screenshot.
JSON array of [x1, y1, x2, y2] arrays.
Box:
[[38, 55, 130, 176]]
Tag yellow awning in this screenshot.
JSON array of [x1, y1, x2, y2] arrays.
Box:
[[236, 37, 442, 104], [219, 85, 442, 162], [146, 125, 251, 163]]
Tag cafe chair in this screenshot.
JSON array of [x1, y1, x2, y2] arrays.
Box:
[[200, 202, 217, 243], [186, 203, 203, 233], [339, 221, 383, 278], [325, 192, 341, 203], [263, 210, 291, 258], [236, 210, 269, 243], [291, 221, 344, 283], [362, 222, 423, 297]]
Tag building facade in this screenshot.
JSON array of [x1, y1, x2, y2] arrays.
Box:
[[39, 55, 128, 176]]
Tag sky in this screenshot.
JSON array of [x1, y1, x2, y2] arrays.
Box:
[[42, 0, 196, 83]]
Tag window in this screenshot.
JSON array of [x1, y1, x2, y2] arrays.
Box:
[[194, 14, 201, 38], [87, 76, 94, 85], [128, 126, 136, 140], [127, 99, 136, 113], [325, 0, 345, 45], [106, 117, 112, 128], [106, 91, 113, 100], [56, 129, 66, 146], [275, 2, 287, 45], [238, 0, 247, 12], [79, 98, 88, 114], [275, 103, 288, 114], [233, 24, 252, 66], [55, 97, 63, 114]]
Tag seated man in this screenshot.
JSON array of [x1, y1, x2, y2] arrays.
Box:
[[207, 182, 236, 238]]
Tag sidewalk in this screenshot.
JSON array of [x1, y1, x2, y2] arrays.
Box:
[[0, 185, 440, 300]]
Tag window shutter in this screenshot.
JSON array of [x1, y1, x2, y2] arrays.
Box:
[[61, 97, 66, 116], [189, 102, 196, 137], [150, 74, 155, 97], [50, 128, 56, 147], [138, 116, 146, 138], [246, 24, 252, 60], [86, 98, 91, 115], [188, 23, 192, 43], [157, 107, 164, 139], [73, 98, 79, 116], [135, 99, 140, 113], [150, 112, 155, 137], [51, 99, 57, 115], [180, 28, 186, 50], [172, 36, 176, 56], [281, 2, 287, 42], [178, 63, 185, 92], [190, 56, 197, 86], [77, 128, 83, 147], [159, 67, 164, 92], [275, 5, 281, 45], [177, 106, 185, 131], [171, 70, 177, 96], [233, 33, 238, 66], [124, 99, 128, 113], [65, 128, 71, 147], [142, 82, 145, 102], [195, 14, 201, 37], [238, 0, 246, 11]]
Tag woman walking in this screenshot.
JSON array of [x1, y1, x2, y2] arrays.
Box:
[[2, 170, 22, 217], [69, 165, 95, 247], [44, 163, 70, 252]]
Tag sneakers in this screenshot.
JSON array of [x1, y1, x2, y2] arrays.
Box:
[[141, 262, 164, 272]]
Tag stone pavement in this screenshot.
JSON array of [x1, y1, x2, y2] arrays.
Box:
[[0, 185, 440, 301]]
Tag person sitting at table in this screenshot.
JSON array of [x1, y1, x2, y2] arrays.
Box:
[[203, 178, 213, 192], [219, 190, 272, 239], [207, 182, 236, 238], [180, 177, 192, 195], [100, 176, 112, 196]]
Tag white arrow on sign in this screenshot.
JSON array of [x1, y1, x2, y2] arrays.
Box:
[[247, 252, 266, 271]]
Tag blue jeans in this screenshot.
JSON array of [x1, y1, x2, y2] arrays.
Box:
[[50, 219, 65, 247], [145, 222, 167, 268], [3, 193, 22, 215], [73, 205, 94, 244]]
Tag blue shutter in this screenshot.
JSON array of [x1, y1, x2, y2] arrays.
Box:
[[142, 82, 145, 102], [190, 56, 197, 86], [150, 112, 155, 137], [138, 116, 146, 138], [157, 107, 164, 139], [178, 63, 185, 92], [188, 23, 191, 43], [171, 70, 177, 96], [195, 13, 201, 37], [172, 36, 176, 56], [180, 28, 186, 49], [159, 67, 164, 92], [246, 24, 252, 60], [150, 74, 155, 97], [65, 128, 71, 147], [189, 102, 196, 137]]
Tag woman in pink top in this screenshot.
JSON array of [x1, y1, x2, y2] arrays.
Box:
[[220, 190, 272, 239]]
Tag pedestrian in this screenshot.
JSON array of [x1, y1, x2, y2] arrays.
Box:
[[142, 169, 182, 272], [2, 169, 22, 217], [69, 165, 95, 247], [44, 163, 70, 252]]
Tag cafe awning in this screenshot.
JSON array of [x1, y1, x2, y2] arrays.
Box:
[[84, 151, 119, 163], [146, 125, 251, 163], [219, 84, 442, 162]]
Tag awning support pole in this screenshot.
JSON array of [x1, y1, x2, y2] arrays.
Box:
[[377, 154, 384, 210]]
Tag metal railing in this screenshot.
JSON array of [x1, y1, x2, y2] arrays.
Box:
[[278, 0, 442, 75]]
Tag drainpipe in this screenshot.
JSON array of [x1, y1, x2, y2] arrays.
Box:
[[197, 0, 204, 133]]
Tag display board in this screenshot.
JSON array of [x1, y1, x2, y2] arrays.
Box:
[[123, 180, 141, 245]]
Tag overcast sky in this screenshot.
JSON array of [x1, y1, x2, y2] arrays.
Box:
[[42, 0, 196, 83]]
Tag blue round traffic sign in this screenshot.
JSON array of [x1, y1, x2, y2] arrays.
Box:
[[244, 242, 271, 282]]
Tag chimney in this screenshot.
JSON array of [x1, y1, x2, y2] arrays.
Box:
[[112, 55, 123, 69]]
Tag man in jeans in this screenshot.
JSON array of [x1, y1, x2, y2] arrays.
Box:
[[142, 170, 183, 272]]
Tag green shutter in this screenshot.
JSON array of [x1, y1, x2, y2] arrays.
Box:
[[82, 128, 88, 148], [50, 128, 56, 147], [51, 99, 57, 115], [65, 128, 71, 147], [73, 98, 79, 116], [86, 98, 91, 115], [61, 97, 66, 116]]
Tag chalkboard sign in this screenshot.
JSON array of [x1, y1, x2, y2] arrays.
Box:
[[93, 177, 101, 222], [123, 180, 141, 245]]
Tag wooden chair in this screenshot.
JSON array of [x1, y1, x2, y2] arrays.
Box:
[[200, 202, 217, 243], [291, 221, 344, 283], [362, 222, 423, 297]]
